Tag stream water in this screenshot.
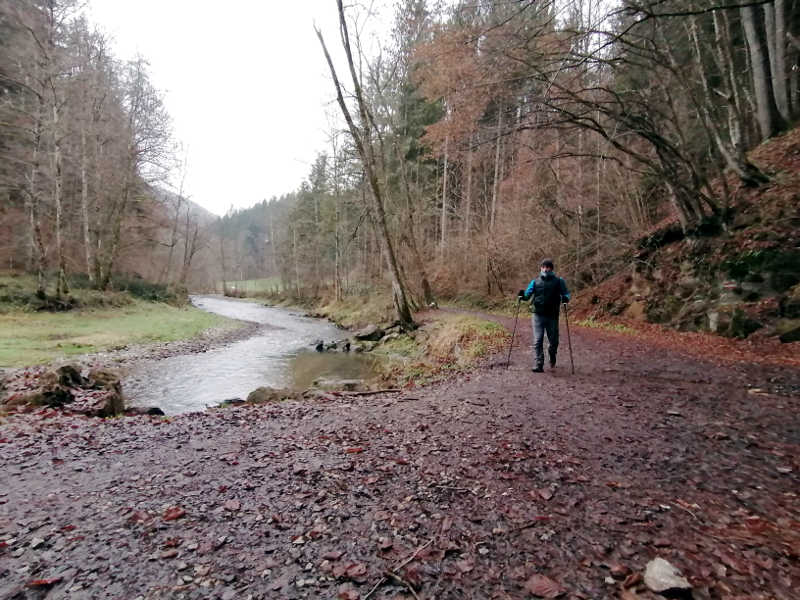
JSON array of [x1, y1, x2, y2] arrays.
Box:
[[123, 295, 377, 415]]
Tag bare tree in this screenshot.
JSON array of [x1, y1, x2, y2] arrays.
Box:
[[315, 0, 415, 329]]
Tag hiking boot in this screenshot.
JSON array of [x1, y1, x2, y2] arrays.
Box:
[[549, 359, 556, 369], [532, 366, 544, 373]]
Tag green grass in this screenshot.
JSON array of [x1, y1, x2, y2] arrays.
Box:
[[576, 317, 634, 334], [0, 300, 240, 367], [223, 277, 283, 294], [374, 313, 509, 386]]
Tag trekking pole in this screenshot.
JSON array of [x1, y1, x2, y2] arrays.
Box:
[[562, 300, 575, 375], [506, 298, 522, 368]]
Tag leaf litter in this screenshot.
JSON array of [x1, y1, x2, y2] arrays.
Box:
[[0, 312, 798, 598]]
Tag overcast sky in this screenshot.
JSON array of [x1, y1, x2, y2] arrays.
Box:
[[88, 1, 389, 216]]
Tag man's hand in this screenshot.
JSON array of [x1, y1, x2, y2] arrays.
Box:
[[517, 290, 524, 299]]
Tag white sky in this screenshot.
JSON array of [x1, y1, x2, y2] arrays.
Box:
[[87, 1, 390, 216]]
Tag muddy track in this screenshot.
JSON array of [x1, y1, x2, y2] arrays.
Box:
[[1, 311, 798, 599]]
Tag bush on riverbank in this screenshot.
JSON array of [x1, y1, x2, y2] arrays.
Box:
[[0, 273, 187, 313]]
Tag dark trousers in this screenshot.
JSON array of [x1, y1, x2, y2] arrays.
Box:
[[532, 313, 559, 368]]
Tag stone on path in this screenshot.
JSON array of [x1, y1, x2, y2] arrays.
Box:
[[644, 557, 691, 593]]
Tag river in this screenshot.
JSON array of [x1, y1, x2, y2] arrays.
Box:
[[123, 295, 376, 414]]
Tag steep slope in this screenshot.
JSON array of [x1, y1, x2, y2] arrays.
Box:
[[571, 127, 800, 346]]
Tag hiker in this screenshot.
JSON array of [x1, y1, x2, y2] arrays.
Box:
[[518, 259, 570, 372]]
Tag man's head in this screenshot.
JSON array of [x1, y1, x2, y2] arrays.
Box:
[[540, 259, 554, 272]]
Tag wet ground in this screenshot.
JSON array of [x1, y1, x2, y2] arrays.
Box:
[[0, 311, 798, 599]]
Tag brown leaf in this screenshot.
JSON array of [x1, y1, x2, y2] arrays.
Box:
[[129, 510, 152, 523], [345, 447, 364, 454], [323, 550, 344, 561], [160, 549, 179, 559], [163, 506, 185, 521], [337, 584, 360, 600], [619, 587, 641, 600], [524, 574, 564, 598], [456, 559, 474, 573], [610, 564, 631, 579], [26, 578, 62, 588], [345, 562, 368, 581], [378, 537, 393, 551], [440, 516, 453, 533], [623, 572, 642, 588], [163, 537, 182, 548]]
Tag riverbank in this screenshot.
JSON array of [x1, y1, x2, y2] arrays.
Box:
[[0, 291, 247, 368], [1, 308, 797, 599], [0, 302, 259, 415]]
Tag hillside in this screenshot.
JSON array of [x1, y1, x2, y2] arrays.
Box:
[[570, 127, 800, 351]]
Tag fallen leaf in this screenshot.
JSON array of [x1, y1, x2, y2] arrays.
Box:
[[378, 537, 393, 551], [129, 510, 152, 523], [163, 507, 185, 521], [623, 573, 642, 588], [345, 562, 368, 581], [26, 577, 63, 588], [337, 584, 360, 600], [456, 559, 474, 573], [323, 550, 344, 561], [345, 447, 364, 454], [524, 574, 564, 598]]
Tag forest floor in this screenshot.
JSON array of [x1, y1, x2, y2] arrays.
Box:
[[1, 309, 798, 600]]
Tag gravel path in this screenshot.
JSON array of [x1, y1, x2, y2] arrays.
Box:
[[1, 315, 798, 599]]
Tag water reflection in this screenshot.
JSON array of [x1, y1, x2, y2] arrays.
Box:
[[123, 296, 378, 414], [289, 351, 377, 390]]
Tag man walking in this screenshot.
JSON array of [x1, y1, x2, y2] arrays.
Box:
[[518, 259, 570, 372]]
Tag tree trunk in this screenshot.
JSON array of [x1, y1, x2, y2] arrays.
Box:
[[490, 108, 503, 232], [52, 102, 68, 297], [99, 166, 132, 291], [178, 209, 200, 286], [764, 0, 790, 121], [741, 4, 787, 139], [162, 193, 183, 284], [27, 105, 47, 297], [464, 135, 473, 237], [440, 135, 449, 255], [315, 4, 414, 329], [77, 124, 95, 282]]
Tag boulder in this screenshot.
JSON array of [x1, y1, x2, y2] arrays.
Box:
[[55, 364, 85, 387], [314, 378, 363, 391], [26, 384, 75, 408], [73, 389, 124, 417], [75, 369, 124, 417], [245, 387, 295, 404], [777, 319, 800, 343], [124, 406, 166, 416], [354, 324, 384, 341], [88, 369, 121, 390], [380, 332, 401, 344]]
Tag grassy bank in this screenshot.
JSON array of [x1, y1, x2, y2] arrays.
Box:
[[0, 300, 240, 368], [374, 313, 509, 386]]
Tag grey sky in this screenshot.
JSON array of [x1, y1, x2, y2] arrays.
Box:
[[88, 1, 384, 216]]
